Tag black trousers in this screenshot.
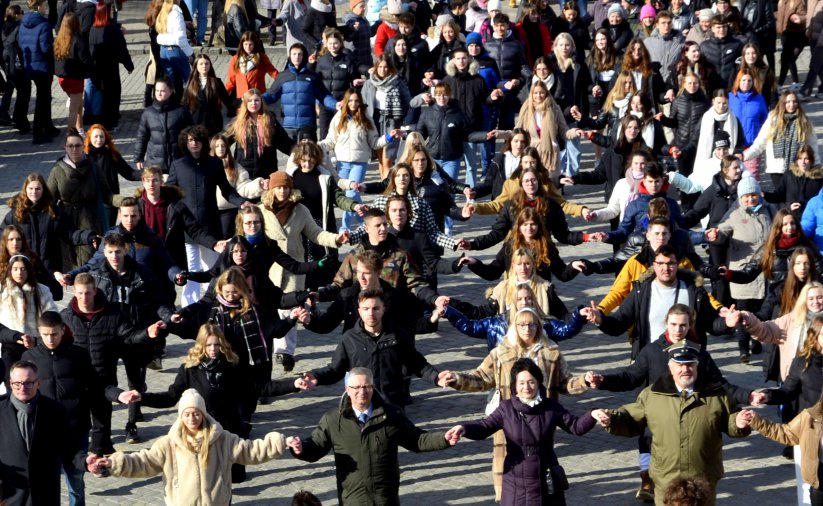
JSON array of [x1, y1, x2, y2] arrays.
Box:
[[779, 32, 808, 84], [30, 73, 54, 137]]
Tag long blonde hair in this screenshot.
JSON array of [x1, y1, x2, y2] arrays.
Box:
[[183, 324, 240, 368], [603, 70, 638, 114], [225, 89, 273, 158], [504, 307, 548, 348], [155, 0, 175, 34], [792, 281, 823, 321], [506, 285, 548, 324], [177, 409, 214, 468], [516, 81, 560, 173], [552, 32, 576, 70], [769, 91, 813, 144]]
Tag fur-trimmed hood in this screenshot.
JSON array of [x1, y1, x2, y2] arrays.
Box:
[[445, 59, 480, 77], [134, 185, 185, 202], [790, 163, 823, 180]]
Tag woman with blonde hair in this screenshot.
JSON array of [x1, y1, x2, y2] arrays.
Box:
[[437, 306, 589, 501], [155, 0, 194, 95], [515, 80, 569, 178], [53, 12, 91, 136], [745, 91, 820, 188], [224, 0, 252, 54], [225, 88, 292, 180], [139, 323, 311, 482], [97, 388, 302, 503], [549, 31, 591, 177], [581, 69, 638, 136]]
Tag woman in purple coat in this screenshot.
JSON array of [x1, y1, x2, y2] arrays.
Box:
[[446, 358, 601, 505]]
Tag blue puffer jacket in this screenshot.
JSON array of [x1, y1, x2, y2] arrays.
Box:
[[606, 181, 686, 244], [802, 187, 823, 251], [728, 90, 769, 146], [19, 10, 52, 77], [264, 62, 338, 130], [445, 306, 585, 351]]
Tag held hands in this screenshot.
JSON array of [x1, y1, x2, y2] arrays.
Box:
[[290, 307, 311, 325], [749, 390, 770, 406], [444, 425, 464, 445], [791, 202, 802, 211], [118, 390, 142, 404], [581, 207, 595, 222], [570, 106, 582, 122], [461, 203, 475, 218], [457, 255, 477, 268], [260, 178, 270, 190], [286, 436, 303, 455], [592, 85, 602, 98], [664, 89, 675, 103], [437, 370, 457, 388], [430, 306, 445, 323], [455, 238, 473, 250], [214, 240, 228, 253], [18, 334, 35, 349], [580, 301, 603, 325], [724, 304, 744, 328], [585, 371, 603, 389], [463, 187, 476, 200], [170, 313, 184, 324], [490, 88, 504, 100], [587, 232, 608, 242], [86, 454, 112, 476], [559, 177, 574, 186], [147, 321, 167, 338], [294, 375, 317, 390], [571, 260, 587, 272], [591, 409, 611, 427], [353, 204, 369, 216], [704, 228, 719, 242], [434, 295, 450, 309], [336, 229, 350, 246], [736, 409, 754, 429]]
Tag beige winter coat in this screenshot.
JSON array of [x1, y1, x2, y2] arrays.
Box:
[[0, 281, 57, 336], [109, 416, 287, 506], [713, 205, 772, 300], [259, 197, 339, 291]]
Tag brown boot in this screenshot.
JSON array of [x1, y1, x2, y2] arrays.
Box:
[[636, 471, 654, 502]]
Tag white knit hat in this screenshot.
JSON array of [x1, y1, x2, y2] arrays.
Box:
[[178, 389, 207, 418]]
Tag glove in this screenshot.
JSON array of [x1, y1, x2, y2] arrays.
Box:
[[175, 271, 189, 286]]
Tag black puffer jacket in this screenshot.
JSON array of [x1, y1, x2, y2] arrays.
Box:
[[443, 60, 489, 131], [700, 34, 743, 90], [54, 35, 92, 79], [22, 341, 106, 440], [2, 203, 96, 274], [90, 256, 175, 326], [312, 50, 358, 100], [766, 164, 823, 215], [770, 353, 823, 410], [428, 38, 465, 78], [484, 31, 531, 81], [683, 173, 739, 228], [309, 323, 439, 406], [166, 154, 246, 239], [603, 19, 633, 54], [661, 88, 710, 148], [416, 100, 486, 161], [61, 294, 149, 387], [471, 198, 584, 249], [2, 20, 22, 78], [133, 100, 193, 171]]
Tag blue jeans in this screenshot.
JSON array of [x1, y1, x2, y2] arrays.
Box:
[[184, 0, 208, 43], [560, 122, 582, 177], [462, 142, 478, 189], [159, 46, 191, 91], [65, 434, 89, 506], [337, 161, 367, 231], [435, 159, 461, 232], [84, 79, 102, 118]]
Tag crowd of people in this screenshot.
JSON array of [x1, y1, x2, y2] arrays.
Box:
[[3, 0, 823, 504]]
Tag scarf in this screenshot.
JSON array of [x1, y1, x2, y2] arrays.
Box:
[[773, 113, 800, 173], [209, 295, 269, 366], [238, 55, 257, 75], [517, 393, 543, 407], [270, 197, 297, 226], [531, 73, 555, 92], [246, 231, 263, 245], [370, 74, 404, 119], [10, 393, 36, 451], [142, 192, 167, 240], [697, 109, 738, 161], [310, 0, 332, 12], [199, 355, 225, 389], [778, 234, 800, 250]]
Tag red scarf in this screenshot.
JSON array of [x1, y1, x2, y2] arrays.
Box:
[[142, 192, 168, 240], [778, 234, 800, 250]]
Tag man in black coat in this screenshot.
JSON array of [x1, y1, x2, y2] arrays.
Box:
[[303, 288, 440, 407], [0, 360, 96, 505], [61, 273, 165, 454], [700, 16, 743, 91], [22, 311, 137, 505]]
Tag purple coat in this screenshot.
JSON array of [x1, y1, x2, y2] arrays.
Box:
[[461, 387, 596, 505]]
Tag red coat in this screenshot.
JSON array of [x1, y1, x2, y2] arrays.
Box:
[[374, 22, 398, 56], [225, 53, 279, 98], [515, 21, 553, 66]]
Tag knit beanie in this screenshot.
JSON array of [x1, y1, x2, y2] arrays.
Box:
[[487, 0, 501, 12], [737, 174, 760, 196], [269, 171, 294, 189], [640, 4, 656, 19], [178, 389, 207, 418], [466, 32, 483, 47], [607, 3, 625, 18]]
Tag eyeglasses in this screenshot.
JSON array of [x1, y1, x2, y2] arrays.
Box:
[[243, 220, 261, 226], [347, 385, 374, 392], [517, 323, 538, 330], [653, 261, 678, 268], [65, 144, 83, 149], [10, 381, 36, 389]]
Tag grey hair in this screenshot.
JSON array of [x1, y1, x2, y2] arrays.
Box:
[[348, 367, 374, 385]]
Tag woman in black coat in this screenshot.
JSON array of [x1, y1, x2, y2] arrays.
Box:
[[88, 1, 133, 130], [84, 125, 142, 224], [311, 28, 359, 139], [447, 358, 599, 506], [765, 146, 823, 217], [181, 54, 233, 136], [133, 76, 193, 172], [660, 73, 710, 176], [0, 5, 31, 133], [141, 323, 307, 482]]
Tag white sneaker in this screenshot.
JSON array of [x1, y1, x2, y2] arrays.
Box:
[[790, 82, 803, 92]]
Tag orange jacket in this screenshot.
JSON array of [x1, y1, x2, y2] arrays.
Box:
[[225, 54, 279, 98]]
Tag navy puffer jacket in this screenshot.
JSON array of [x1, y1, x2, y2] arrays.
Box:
[[264, 60, 337, 129], [19, 10, 52, 76]]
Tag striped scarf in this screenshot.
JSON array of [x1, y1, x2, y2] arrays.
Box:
[[209, 295, 269, 365]]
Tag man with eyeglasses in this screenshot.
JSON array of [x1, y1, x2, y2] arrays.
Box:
[[700, 14, 743, 91], [0, 360, 101, 505], [303, 288, 441, 407], [582, 244, 728, 359], [293, 366, 455, 504]]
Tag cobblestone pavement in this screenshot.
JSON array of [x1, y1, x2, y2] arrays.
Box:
[[0, 1, 817, 504]]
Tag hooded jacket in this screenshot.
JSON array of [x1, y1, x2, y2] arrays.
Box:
[[443, 59, 489, 132], [767, 164, 823, 214], [18, 10, 52, 76]]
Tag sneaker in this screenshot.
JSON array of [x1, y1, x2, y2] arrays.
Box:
[[147, 357, 163, 370], [275, 353, 296, 372], [636, 471, 654, 502], [740, 353, 751, 364], [790, 82, 803, 92], [125, 424, 140, 444]]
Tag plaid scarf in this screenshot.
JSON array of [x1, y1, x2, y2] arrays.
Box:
[[209, 295, 269, 366], [773, 113, 800, 173]]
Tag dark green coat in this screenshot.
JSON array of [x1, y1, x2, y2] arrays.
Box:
[[294, 394, 451, 505]]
